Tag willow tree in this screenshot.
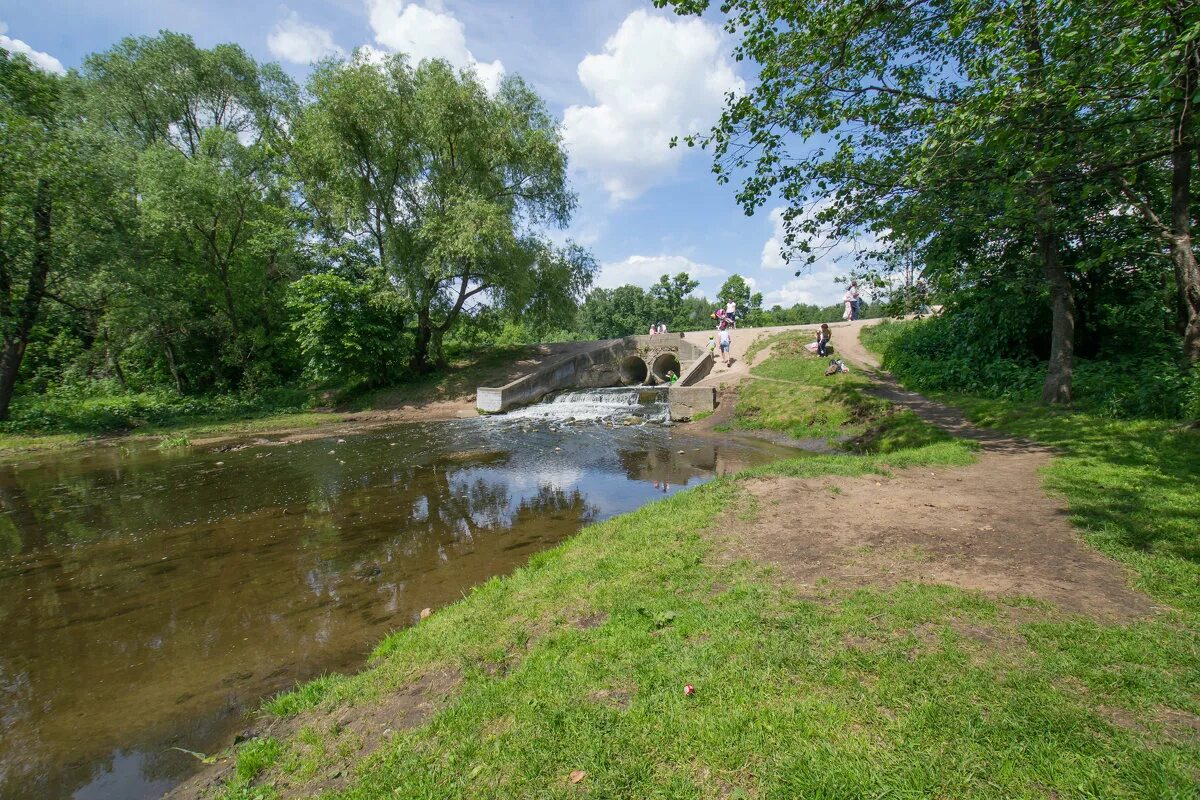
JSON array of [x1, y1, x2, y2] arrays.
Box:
[[292, 53, 590, 372]]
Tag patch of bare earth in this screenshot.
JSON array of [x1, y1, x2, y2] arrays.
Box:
[[706, 323, 1157, 622], [727, 451, 1152, 622]]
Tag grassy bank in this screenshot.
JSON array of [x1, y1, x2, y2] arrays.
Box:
[[0, 346, 533, 456], [195, 339, 1199, 800]]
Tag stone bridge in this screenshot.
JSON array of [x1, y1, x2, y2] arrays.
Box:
[[476, 333, 715, 418]]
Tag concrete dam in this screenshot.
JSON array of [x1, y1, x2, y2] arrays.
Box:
[[475, 333, 717, 420]]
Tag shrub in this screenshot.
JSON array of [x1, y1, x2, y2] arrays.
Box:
[[0, 389, 313, 435], [864, 318, 1194, 420]]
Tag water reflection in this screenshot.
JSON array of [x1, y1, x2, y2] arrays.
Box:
[[0, 419, 798, 800]]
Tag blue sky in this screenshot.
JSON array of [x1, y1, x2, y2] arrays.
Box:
[[1, 0, 856, 306]]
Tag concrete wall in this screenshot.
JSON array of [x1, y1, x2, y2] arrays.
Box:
[[476, 332, 713, 414], [476, 340, 629, 413], [676, 349, 713, 386], [668, 386, 716, 420]]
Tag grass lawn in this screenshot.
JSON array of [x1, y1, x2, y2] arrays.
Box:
[[200, 338, 1200, 800]]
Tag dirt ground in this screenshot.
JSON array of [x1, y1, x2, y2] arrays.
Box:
[[709, 320, 1156, 622]]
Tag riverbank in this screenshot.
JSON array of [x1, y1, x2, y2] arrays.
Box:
[[0, 342, 598, 457], [172, 327, 1199, 799]]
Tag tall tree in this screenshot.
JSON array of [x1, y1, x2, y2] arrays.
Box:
[[656, 0, 1126, 402], [293, 53, 588, 372], [649, 272, 700, 330], [0, 53, 121, 419], [82, 33, 301, 389]]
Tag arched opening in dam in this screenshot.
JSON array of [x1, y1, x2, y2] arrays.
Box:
[[618, 355, 649, 385], [651, 353, 682, 384]]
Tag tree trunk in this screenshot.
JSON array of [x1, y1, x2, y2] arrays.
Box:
[[0, 179, 52, 422], [0, 338, 27, 422], [1019, 1, 1074, 404], [1168, 12, 1200, 364], [162, 338, 185, 393], [410, 309, 434, 375], [1039, 217, 1075, 404]]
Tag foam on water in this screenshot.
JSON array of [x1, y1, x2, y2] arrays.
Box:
[[501, 386, 670, 423]]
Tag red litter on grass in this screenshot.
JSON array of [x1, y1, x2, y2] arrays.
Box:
[[684, 684, 695, 696]]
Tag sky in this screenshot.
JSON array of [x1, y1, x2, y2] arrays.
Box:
[[0, 0, 857, 307]]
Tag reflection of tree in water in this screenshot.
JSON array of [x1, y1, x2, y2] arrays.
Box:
[[511, 484, 597, 528]]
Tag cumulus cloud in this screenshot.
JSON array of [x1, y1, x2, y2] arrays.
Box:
[[563, 10, 744, 203], [596, 254, 727, 293], [760, 203, 881, 307], [267, 11, 344, 64], [365, 0, 504, 94], [0, 20, 65, 74]]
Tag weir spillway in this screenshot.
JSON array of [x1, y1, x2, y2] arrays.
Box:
[[476, 333, 716, 420]]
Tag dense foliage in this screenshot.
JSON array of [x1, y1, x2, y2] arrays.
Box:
[[659, 0, 1200, 411], [0, 36, 601, 430], [864, 319, 1200, 420]]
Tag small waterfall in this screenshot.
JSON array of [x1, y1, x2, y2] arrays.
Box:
[[502, 386, 670, 424]]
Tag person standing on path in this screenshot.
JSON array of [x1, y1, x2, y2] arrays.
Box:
[[725, 298, 737, 328], [718, 322, 732, 367], [843, 282, 860, 321]]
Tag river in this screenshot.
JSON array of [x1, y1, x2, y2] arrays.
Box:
[[0, 389, 799, 800]]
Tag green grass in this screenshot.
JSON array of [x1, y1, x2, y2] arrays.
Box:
[[212, 478, 1197, 799], [197, 328, 1199, 799]]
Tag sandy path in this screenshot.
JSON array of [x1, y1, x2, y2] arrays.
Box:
[[695, 320, 1155, 621]]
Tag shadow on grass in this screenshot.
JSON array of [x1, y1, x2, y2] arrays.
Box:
[[948, 396, 1200, 613]]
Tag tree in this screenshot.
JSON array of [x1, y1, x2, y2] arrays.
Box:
[[717, 274, 761, 323], [292, 53, 589, 373], [0, 53, 123, 419], [82, 32, 302, 390], [286, 271, 407, 386], [577, 285, 654, 339], [649, 272, 699, 330], [0, 53, 60, 419]]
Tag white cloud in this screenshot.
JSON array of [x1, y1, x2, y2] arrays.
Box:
[[761, 207, 790, 270], [596, 254, 727, 293], [267, 11, 344, 64], [760, 203, 881, 307], [562, 10, 744, 203], [365, 0, 504, 94], [0, 21, 65, 74]]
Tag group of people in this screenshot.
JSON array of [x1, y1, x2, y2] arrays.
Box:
[[648, 321, 669, 335], [702, 298, 737, 367]]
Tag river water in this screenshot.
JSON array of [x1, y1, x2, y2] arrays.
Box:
[[0, 390, 798, 800]]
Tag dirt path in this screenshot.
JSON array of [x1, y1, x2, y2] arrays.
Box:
[[706, 321, 1156, 622]]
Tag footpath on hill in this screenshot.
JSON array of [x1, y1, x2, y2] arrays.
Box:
[[687, 320, 1155, 620]]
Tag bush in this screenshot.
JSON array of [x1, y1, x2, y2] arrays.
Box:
[[863, 318, 1194, 420], [0, 387, 313, 435]]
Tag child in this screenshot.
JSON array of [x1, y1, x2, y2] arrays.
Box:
[[817, 323, 832, 357], [718, 322, 732, 367], [706, 334, 717, 360]]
